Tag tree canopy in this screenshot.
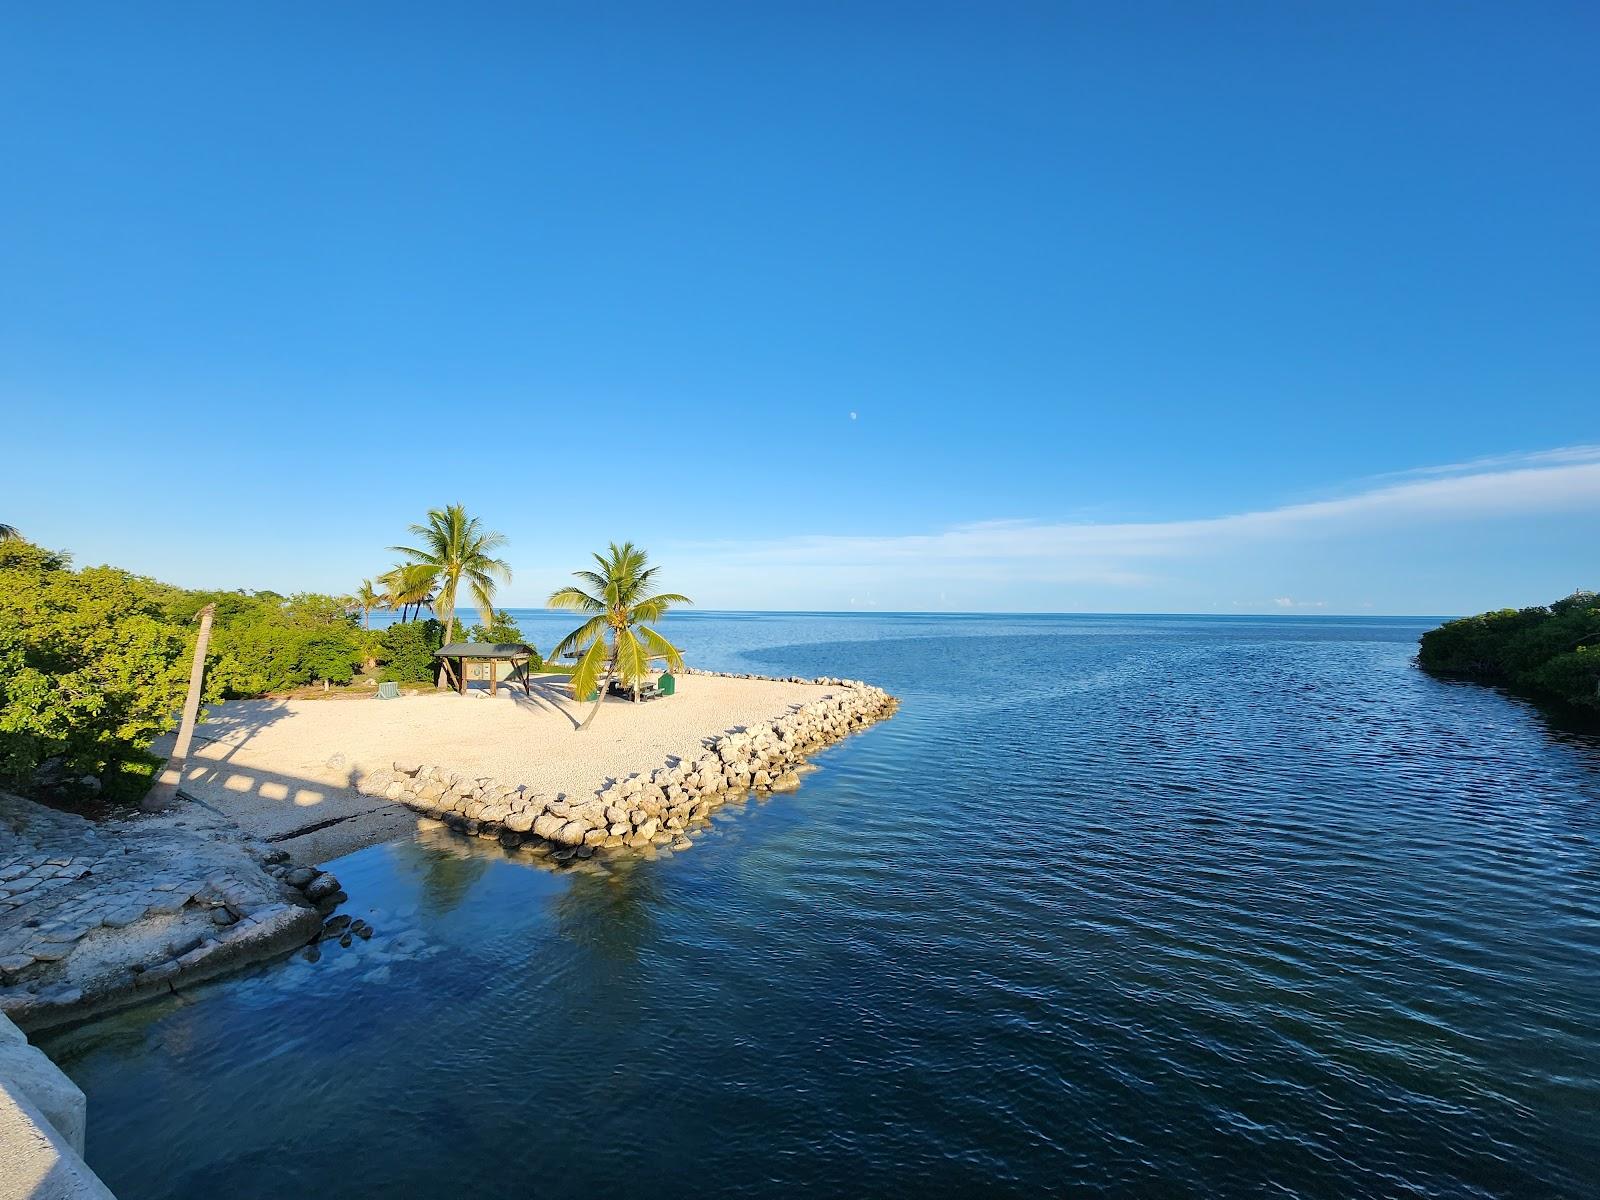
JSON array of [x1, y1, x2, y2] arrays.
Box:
[[1418, 591, 1600, 713], [390, 504, 511, 643], [550, 542, 690, 730], [0, 541, 192, 798]]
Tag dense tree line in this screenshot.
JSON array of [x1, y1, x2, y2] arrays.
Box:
[[0, 540, 526, 800], [1418, 591, 1600, 713]]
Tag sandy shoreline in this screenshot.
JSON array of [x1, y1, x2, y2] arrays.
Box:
[[153, 673, 839, 862]]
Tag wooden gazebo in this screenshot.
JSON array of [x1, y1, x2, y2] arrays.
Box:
[[434, 642, 537, 697]]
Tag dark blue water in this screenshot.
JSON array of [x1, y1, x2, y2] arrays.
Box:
[[42, 615, 1600, 1198]]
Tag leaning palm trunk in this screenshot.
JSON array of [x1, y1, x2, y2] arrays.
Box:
[[143, 603, 215, 812], [580, 657, 617, 732]]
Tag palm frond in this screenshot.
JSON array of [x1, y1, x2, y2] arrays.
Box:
[[552, 613, 609, 659], [638, 625, 686, 672], [388, 543, 440, 565], [630, 592, 692, 625], [614, 626, 651, 685], [569, 636, 611, 701], [468, 577, 498, 628], [549, 586, 603, 612]]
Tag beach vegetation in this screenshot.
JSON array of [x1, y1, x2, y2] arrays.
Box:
[[0, 540, 193, 800], [378, 618, 446, 683], [183, 591, 365, 697], [549, 542, 690, 730], [1419, 591, 1600, 712], [463, 609, 527, 646]]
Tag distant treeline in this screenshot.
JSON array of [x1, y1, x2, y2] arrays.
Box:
[[1418, 591, 1600, 712], [0, 540, 530, 800]]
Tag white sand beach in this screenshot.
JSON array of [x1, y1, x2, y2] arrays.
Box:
[[153, 673, 836, 861]]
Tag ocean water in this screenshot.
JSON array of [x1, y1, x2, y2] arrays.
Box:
[[40, 614, 1600, 1199]]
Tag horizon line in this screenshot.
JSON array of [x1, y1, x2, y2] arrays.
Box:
[[471, 606, 1464, 620]]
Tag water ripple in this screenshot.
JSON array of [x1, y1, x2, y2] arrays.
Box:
[[41, 615, 1600, 1200]]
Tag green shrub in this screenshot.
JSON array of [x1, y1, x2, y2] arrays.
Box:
[[380, 619, 445, 683], [202, 589, 364, 695], [462, 610, 532, 654], [0, 542, 194, 789]]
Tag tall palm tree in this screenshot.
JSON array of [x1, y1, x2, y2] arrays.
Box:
[[549, 542, 691, 731], [379, 562, 438, 621], [0, 524, 21, 542], [391, 504, 511, 644], [351, 579, 382, 629]]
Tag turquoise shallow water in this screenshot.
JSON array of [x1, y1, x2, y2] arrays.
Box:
[[41, 614, 1600, 1198]]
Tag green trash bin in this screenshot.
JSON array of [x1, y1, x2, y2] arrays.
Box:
[[658, 672, 675, 697], [584, 688, 598, 702]]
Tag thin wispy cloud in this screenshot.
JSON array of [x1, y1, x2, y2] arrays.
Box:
[[666, 446, 1600, 604]]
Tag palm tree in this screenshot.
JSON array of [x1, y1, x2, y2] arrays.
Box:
[[351, 579, 382, 630], [391, 504, 511, 644], [0, 524, 21, 542], [549, 542, 691, 731], [379, 562, 438, 621]]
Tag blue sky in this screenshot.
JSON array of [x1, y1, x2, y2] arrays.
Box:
[[2, 3, 1595, 615]]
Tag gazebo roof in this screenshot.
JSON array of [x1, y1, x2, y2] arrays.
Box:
[[434, 642, 535, 659]]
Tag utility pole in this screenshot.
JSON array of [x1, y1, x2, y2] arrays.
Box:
[[142, 603, 215, 812]]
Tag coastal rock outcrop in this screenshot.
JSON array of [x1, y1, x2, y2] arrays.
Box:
[[0, 792, 331, 1032], [357, 675, 896, 865]]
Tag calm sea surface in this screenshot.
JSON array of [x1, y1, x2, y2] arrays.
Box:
[[41, 613, 1600, 1198]]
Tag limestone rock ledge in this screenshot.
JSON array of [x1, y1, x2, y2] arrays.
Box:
[[358, 675, 897, 863], [0, 793, 325, 1034]]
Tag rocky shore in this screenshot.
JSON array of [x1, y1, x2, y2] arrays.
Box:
[[0, 674, 895, 1030], [356, 675, 897, 863], [0, 793, 352, 1033]]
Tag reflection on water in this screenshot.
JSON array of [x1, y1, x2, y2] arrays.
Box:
[[393, 830, 493, 918], [40, 614, 1600, 1200]]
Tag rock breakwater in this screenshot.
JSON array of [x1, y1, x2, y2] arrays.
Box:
[[357, 676, 896, 862]]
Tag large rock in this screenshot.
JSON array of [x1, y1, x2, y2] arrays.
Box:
[[301, 873, 341, 902], [532, 813, 565, 841], [555, 820, 588, 847]]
